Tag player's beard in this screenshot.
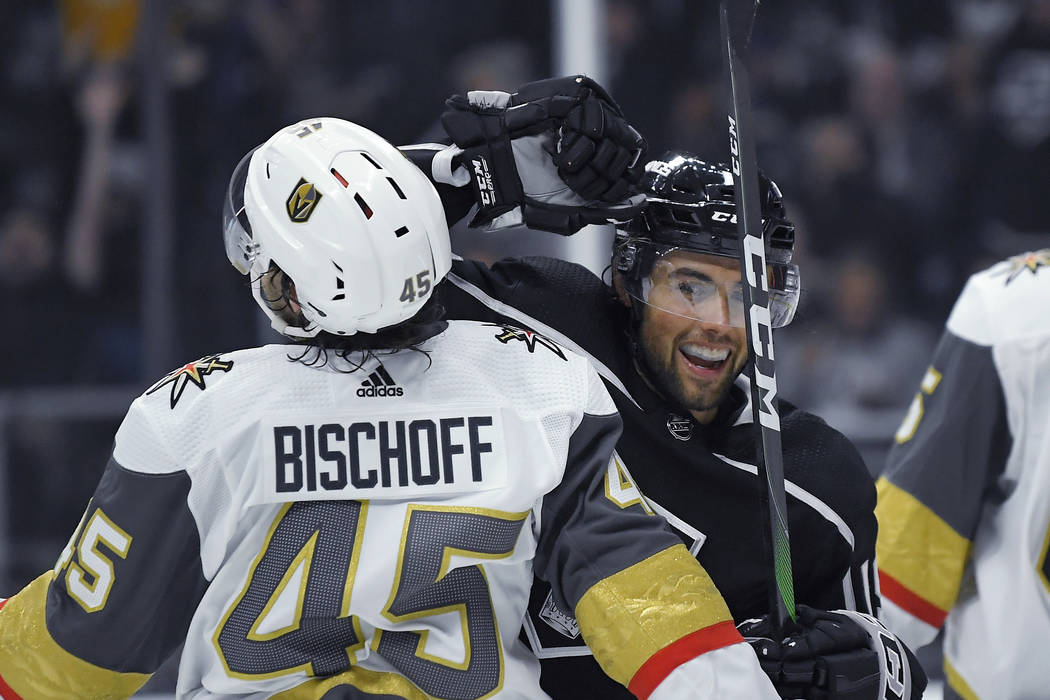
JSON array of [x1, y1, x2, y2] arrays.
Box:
[[636, 323, 746, 417]]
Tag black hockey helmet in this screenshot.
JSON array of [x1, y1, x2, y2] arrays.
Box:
[[614, 152, 800, 328]]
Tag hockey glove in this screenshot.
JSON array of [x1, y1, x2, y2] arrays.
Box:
[[440, 75, 647, 235], [737, 605, 927, 700]]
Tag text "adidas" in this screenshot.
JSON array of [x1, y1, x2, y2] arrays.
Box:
[[357, 366, 404, 398]]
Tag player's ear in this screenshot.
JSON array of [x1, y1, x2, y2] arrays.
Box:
[[611, 269, 632, 308]]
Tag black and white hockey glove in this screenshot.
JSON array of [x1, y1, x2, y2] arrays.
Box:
[[440, 75, 646, 235], [737, 606, 927, 700]]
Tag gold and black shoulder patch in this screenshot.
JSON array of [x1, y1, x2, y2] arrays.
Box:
[[994, 248, 1050, 285], [146, 355, 234, 409], [485, 323, 567, 361], [286, 178, 322, 223]]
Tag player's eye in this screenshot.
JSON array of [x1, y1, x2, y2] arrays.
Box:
[[676, 278, 718, 303], [677, 281, 704, 300]]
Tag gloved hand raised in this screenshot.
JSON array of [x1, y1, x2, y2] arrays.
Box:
[[440, 75, 646, 235], [737, 605, 927, 700]]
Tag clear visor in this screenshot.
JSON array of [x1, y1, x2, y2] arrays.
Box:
[[223, 147, 260, 275], [631, 246, 800, 328]]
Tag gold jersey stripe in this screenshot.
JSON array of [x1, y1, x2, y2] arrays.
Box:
[[574, 544, 733, 687], [0, 572, 150, 699], [270, 665, 429, 699], [944, 656, 981, 700], [875, 477, 971, 612]]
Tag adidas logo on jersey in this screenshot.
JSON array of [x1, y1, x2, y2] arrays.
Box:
[[357, 365, 403, 397]]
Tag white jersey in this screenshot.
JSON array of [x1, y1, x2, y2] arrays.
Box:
[[0, 320, 776, 700], [876, 250, 1050, 699]]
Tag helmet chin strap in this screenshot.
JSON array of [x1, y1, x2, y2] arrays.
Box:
[[622, 300, 676, 407], [250, 270, 323, 339], [612, 265, 671, 405], [272, 317, 322, 339]]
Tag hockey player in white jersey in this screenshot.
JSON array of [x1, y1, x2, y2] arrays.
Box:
[[0, 117, 779, 699], [876, 249, 1050, 699]]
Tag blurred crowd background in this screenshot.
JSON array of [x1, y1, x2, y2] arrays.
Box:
[[1, 0, 1048, 692]]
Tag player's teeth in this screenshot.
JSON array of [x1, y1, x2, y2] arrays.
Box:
[[682, 344, 729, 362]]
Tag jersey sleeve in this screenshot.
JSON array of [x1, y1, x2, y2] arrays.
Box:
[[844, 515, 881, 618], [0, 398, 209, 699], [804, 430, 880, 618], [399, 143, 476, 227], [798, 498, 881, 620], [445, 257, 530, 322], [533, 369, 773, 698], [442, 257, 625, 380], [769, 405, 881, 620], [875, 277, 1012, 650], [445, 255, 606, 323]]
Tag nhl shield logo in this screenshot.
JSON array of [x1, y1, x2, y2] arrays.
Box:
[[286, 178, 323, 222], [666, 414, 693, 441]]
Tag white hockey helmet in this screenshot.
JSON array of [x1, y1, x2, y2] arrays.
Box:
[[223, 117, 452, 337]]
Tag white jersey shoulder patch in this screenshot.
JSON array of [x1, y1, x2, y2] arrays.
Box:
[[949, 249, 1050, 345]]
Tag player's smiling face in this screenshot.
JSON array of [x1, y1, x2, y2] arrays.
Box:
[[633, 251, 749, 424]]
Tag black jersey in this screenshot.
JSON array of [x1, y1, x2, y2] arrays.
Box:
[[440, 255, 879, 700]]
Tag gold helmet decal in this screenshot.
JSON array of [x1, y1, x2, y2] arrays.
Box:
[[286, 178, 323, 222]]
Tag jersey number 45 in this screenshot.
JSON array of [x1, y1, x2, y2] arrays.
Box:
[[213, 500, 528, 699]]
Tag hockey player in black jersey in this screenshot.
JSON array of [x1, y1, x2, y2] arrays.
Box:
[[401, 77, 927, 700], [0, 117, 786, 700]]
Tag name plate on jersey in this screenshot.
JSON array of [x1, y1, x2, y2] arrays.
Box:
[[255, 407, 508, 503]]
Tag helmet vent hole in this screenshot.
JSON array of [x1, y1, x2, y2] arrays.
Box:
[[360, 153, 382, 169], [332, 262, 346, 301], [331, 168, 349, 188], [265, 163, 271, 179], [354, 193, 373, 219], [669, 209, 702, 227], [394, 226, 409, 238], [386, 177, 406, 200]]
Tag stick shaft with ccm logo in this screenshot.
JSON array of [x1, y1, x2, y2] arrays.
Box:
[[719, 0, 797, 633]]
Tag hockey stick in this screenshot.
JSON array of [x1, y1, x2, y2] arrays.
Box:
[[719, 0, 796, 632]]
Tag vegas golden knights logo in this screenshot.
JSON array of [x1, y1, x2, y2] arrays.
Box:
[[146, 355, 234, 409], [286, 178, 322, 222], [994, 248, 1050, 285], [486, 323, 567, 361]]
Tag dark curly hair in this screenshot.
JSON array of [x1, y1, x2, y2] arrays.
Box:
[[259, 261, 447, 371], [288, 293, 446, 371]]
